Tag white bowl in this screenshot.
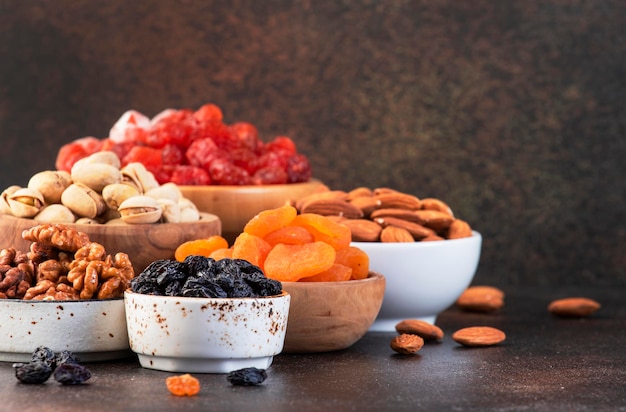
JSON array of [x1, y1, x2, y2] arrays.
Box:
[[353, 231, 482, 331], [124, 290, 291, 373], [0, 298, 129, 362]]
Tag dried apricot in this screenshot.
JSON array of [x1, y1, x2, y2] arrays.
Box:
[[165, 373, 201, 396], [209, 247, 233, 261], [174, 236, 229, 262], [243, 204, 297, 238], [231, 232, 272, 270], [289, 213, 351, 251], [300, 263, 352, 282], [263, 226, 315, 246], [334, 246, 370, 280], [264, 241, 336, 282]]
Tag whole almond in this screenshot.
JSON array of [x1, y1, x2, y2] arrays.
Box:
[[411, 209, 455, 232], [342, 219, 382, 242], [456, 286, 505, 312], [300, 197, 364, 219], [447, 219, 473, 239], [294, 190, 347, 211], [395, 319, 444, 342], [380, 225, 414, 242], [548, 297, 601, 317], [346, 186, 373, 200], [421, 197, 454, 216], [452, 326, 506, 347], [373, 216, 435, 240], [349, 195, 381, 217], [390, 334, 424, 354], [374, 192, 422, 210]]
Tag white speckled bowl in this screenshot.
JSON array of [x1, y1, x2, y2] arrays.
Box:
[[0, 298, 129, 362], [354, 231, 482, 331], [124, 290, 291, 374]]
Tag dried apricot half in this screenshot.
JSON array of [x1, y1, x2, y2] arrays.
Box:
[[300, 263, 352, 282], [174, 235, 229, 262], [334, 246, 370, 280], [288, 213, 351, 251], [263, 241, 336, 282], [243, 204, 297, 238], [165, 373, 201, 396], [231, 232, 272, 270]]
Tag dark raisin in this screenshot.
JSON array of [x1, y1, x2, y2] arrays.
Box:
[[181, 277, 227, 298], [183, 255, 217, 276], [31, 346, 57, 368], [227, 367, 268, 386], [13, 362, 53, 384], [55, 350, 80, 366], [53, 363, 92, 385]]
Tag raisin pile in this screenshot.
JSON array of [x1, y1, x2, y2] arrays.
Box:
[[226, 367, 268, 386], [131, 256, 282, 298], [13, 346, 92, 385], [55, 103, 312, 186]]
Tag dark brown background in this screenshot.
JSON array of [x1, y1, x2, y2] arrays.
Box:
[[1, 0, 625, 287]]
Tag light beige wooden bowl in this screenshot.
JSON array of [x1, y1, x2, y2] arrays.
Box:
[[179, 179, 328, 244], [0, 213, 221, 274], [281, 272, 386, 353]]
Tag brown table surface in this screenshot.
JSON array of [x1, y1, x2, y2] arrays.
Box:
[[1, 285, 625, 412]]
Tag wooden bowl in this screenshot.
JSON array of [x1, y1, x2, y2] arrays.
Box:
[[281, 272, 386, 353], [0, 213, 221, 274], [179, 179, 328, 244]]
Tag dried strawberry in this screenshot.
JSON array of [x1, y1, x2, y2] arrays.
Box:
[[169, 165, 211, 185], [209, 159, 251, 185], [186, 138, 230, 169], [146, 109, 197, 148], [229, 122, 261, 152], [123, 146, 163, 172], [55, 143, 89, 172], [265, 136, 297, 155], [286, 153, 311, 183], [100, 139, 136, 162], [252, 167, 288, 185], [194, 103, 223, 124], [161, 144, 186, 165]]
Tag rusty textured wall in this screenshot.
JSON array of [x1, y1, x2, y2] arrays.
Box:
[[1, 0, 625, 286]]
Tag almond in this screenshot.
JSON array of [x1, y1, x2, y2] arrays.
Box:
[[395, 319, 444, 342], [300, 197, 364, 219], [294, 190, 347, 211], [548, 297, 601, 317], [349, 196, 381, 217], [447, 219, 473, 239], [341, 219, 382, 242], [373, 216, 435, 240], [421, 197, 454, 216], [346, 186, 373, 200], [380, 225, 414, 242], [373, 187, 400, 195], [452, 326, 506, 347], [374, 192, 422, 210], [390, 334, 424, 354], [456, 286, 505, 312]]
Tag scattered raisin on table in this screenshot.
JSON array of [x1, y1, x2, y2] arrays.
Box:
[[53, 363, 92, 385], [227, 367, 268, 386], [13, 362, 53, 384]]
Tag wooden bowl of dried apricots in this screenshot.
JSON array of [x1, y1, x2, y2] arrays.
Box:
[[173, 204, 386, 353]]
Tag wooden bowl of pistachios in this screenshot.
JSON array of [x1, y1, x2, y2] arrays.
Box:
[[0, 151, 221, 274]]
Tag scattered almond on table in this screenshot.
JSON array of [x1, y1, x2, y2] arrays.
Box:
[[395, 319, 444, 342], [547, 297, 601, 318], [451, 326, 506, 347], [390, 334, 424, 355]]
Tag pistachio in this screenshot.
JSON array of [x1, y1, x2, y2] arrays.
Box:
[[61, 183, 107, 219], [0, 185, 21, 215], [8, 187, 45, 218], [118, 195, 162, 224], [102, 183, 140, 210], [71, 162, 122, 192], [28, 170, 72, 204], [121, 163, 159, 194], [33, 204, 76, 223]]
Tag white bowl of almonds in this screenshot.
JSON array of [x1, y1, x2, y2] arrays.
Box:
[[293, 187, 482, 331]]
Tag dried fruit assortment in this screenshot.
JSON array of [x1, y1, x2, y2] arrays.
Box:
[[175, 205, 370, 282], [130, 256, 282, 298], [292, 187, 473, 242], [0, 223, 134, 300], [0, 151, 201, 225], [55, 103, 312, 186], [13, 346, 92, 385]]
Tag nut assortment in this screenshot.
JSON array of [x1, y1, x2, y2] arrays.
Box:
[[0, 223, 133, 301], [0, 151, 201, 225], [292, 187, 473, 242]]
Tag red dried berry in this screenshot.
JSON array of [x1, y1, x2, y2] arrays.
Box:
[[55, 143, 89, 172], [122, 146, 163, 172], [209, 159, 251, 185], [252, 166, 288, 185], [194, 103, 223, 124], [161, 143, 186, 165], [169, 165, 211, 185], [229, 122, 261, 152], [186, 137, 230, 169], [286, 153, 311, 183]]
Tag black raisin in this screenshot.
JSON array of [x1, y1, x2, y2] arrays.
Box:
[[55, 350, 80, 366], [181, 277, 227, 298], [13, 362, 53, 384], [184, 255, 217, 276], [31, 346, 57, 368], [53, 363, 92, 385], [227, 367, 268, 386]]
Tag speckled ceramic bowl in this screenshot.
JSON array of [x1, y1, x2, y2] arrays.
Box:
[[124, 290, 291, 374], [354, 231, 482, 331], [0, 298, 129, 362]]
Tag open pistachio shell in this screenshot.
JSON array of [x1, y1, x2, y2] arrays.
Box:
[[118, 195, 162, 224], [61, 183, 107, 219], [8, 187, 45, 218]]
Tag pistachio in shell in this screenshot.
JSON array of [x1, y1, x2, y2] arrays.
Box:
[[61, 182, 107, 219], [8, 187, 45, 218], [33, 204, 76, 223], [28, 170, 72, 204], [118, 195, 162, 224], [0, 185, 21, 215]]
